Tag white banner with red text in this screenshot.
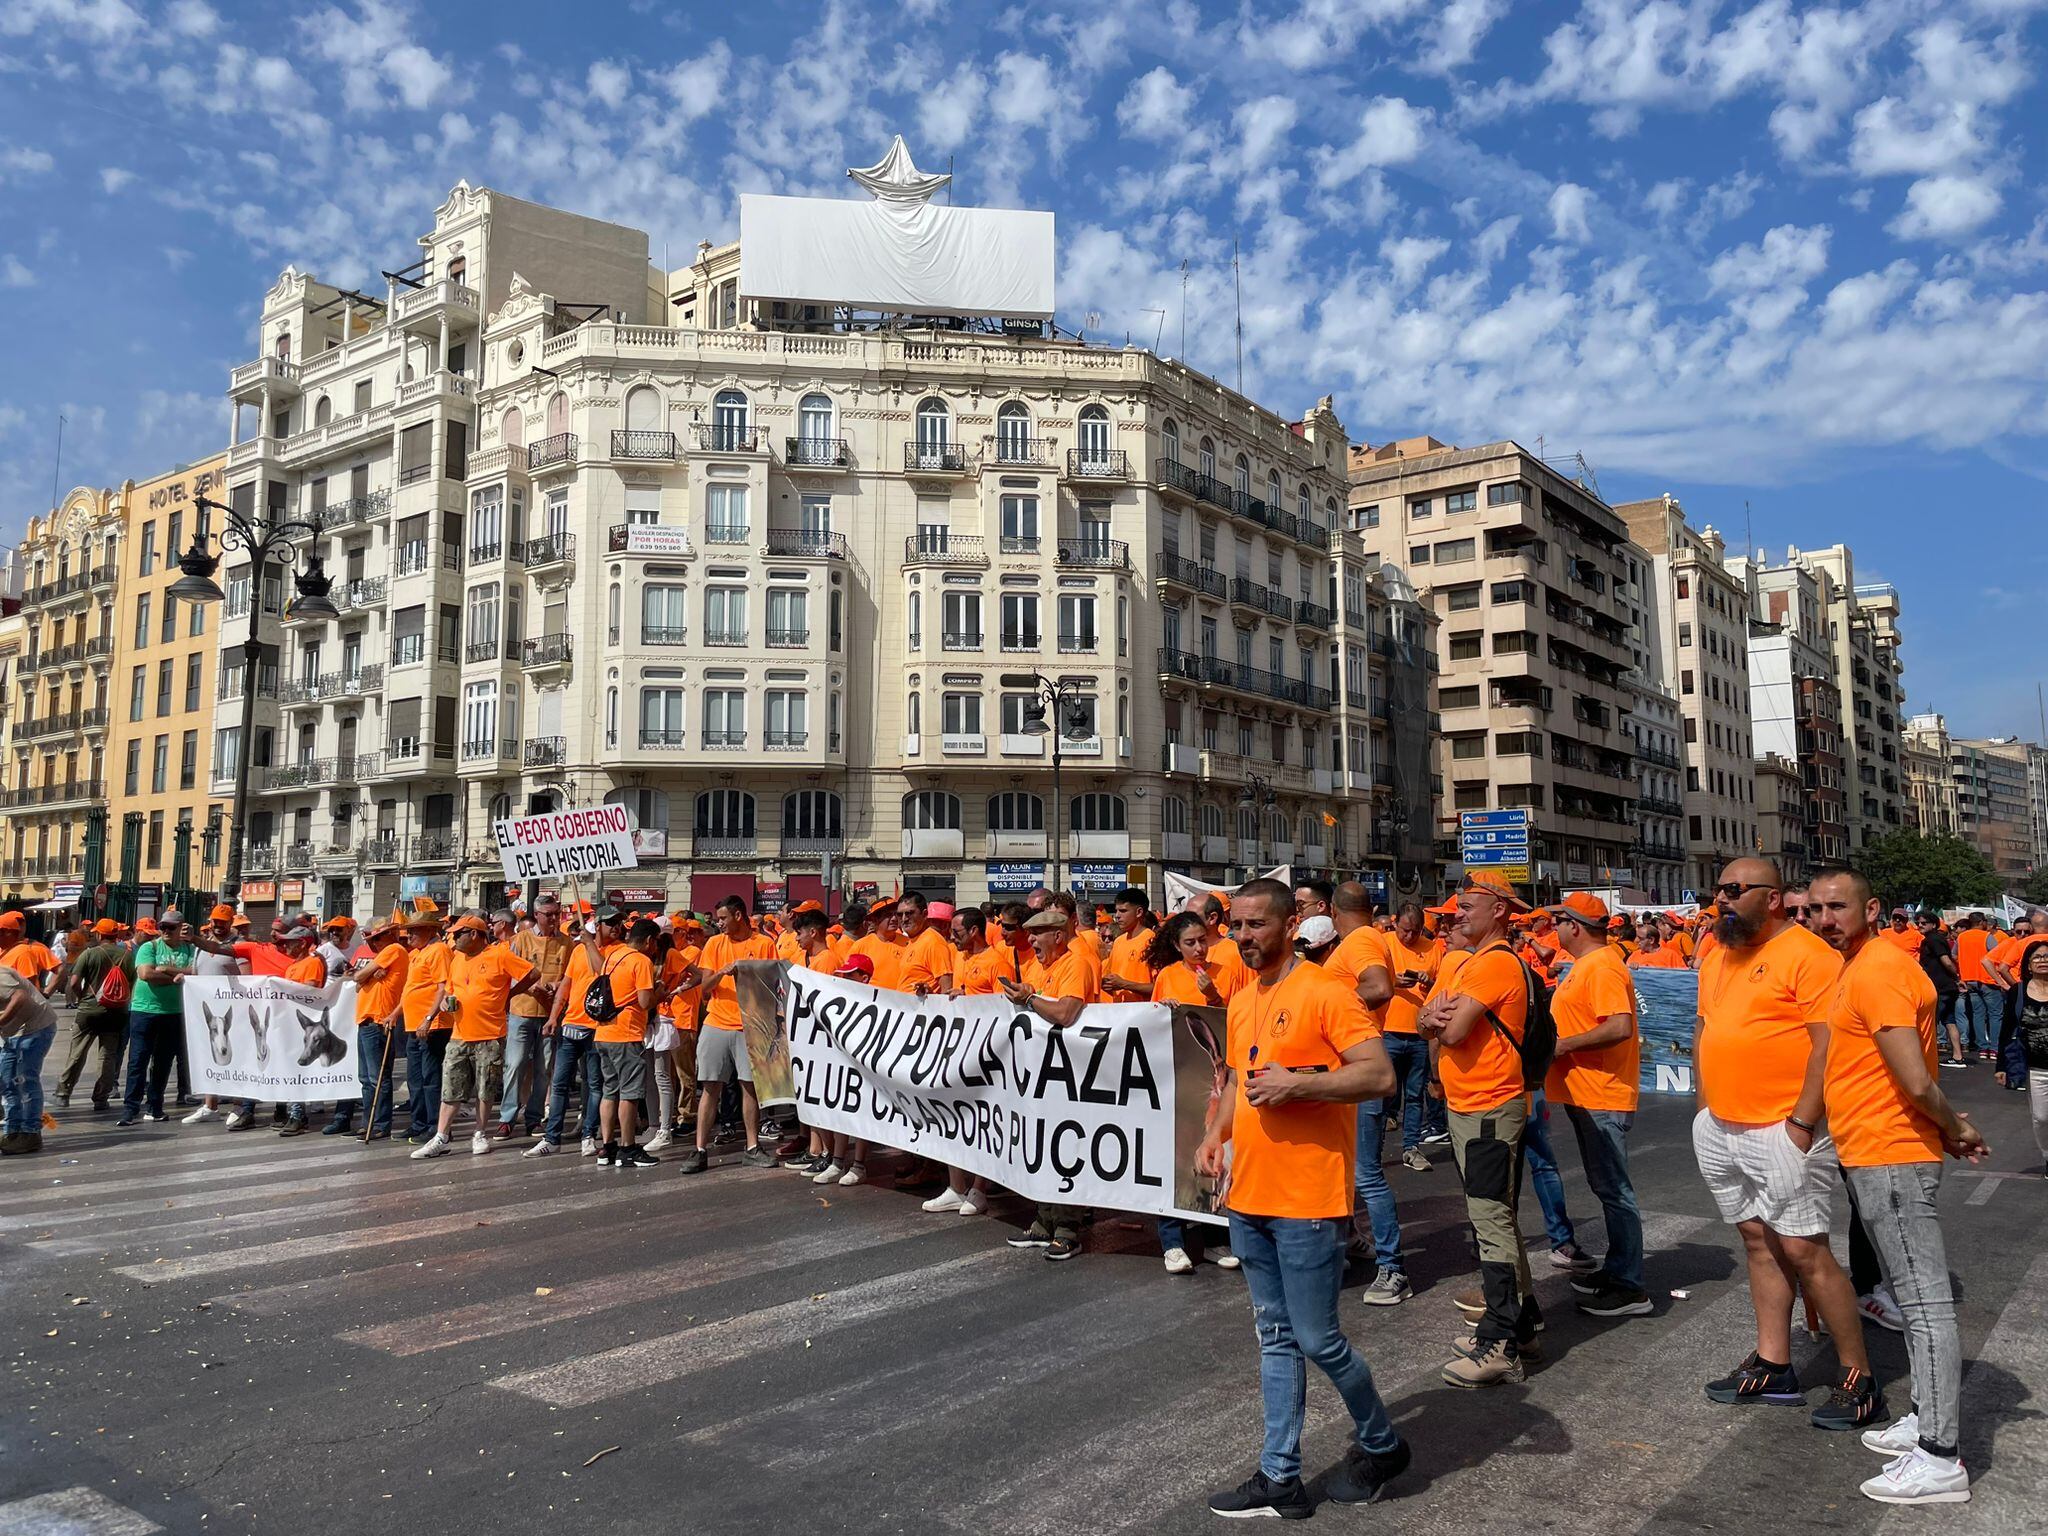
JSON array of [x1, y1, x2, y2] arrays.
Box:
[[181, 975, 360, 1102]]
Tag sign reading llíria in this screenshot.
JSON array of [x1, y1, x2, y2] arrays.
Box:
[[493, 805, 639, 881]]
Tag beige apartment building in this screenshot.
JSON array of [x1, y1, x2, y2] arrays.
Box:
[[1803, 545, 1907, 850], [1903, 712, 1959, 838], [1348, 438, 1639, 896], [1947, 732, 2035, 887], [1617, 495, 1756, 896], [1755, 752, 1807, 881], [1733, 549, 1848, 870]]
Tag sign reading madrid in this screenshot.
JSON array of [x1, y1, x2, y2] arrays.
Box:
[[494, 805, 639, 881]]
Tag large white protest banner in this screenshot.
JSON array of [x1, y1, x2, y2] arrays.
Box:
[[766, 965, 1225, 1221], [182, 975, 359, 1103], [493, 804, 638, 882], [1161, 867, 1291, 913]]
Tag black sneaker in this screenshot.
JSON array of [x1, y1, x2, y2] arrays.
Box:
[[1044, 1236, 1081, 1262], [1007, 1225, 1054, 1249], [739, 1145, 778, 1169], [1704, 1351, 1805, 1405], [1811, 1368, 1887, 1431], [620, 1145, 659, 1168], [1578, 1281, 1654, 1318], [597, 1142, 618, 1168], [116, 1114, 139, 1127], [677, 1147, 709, 1174], [1208, 1470, 1312, 1520], [1326, 1438, 1410, 1505], [1568, 1272, 1606, 1296]]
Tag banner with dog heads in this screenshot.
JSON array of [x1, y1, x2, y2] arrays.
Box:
[[182, 975, 359, 1102]]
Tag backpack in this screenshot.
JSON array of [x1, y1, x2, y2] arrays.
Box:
[[1476, 943, 1556, 1092], [581, 951, 626, 1024], [95, 955, 131, 1008]]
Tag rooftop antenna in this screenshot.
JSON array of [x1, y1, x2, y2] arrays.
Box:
[[1232, 237, 1244, 392], [1178, 259, 1189, 358], [50, 412, 64, 513], [1744, 498, 1756, 562]]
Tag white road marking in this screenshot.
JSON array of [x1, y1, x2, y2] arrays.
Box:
[[0, 1486, 162, 1534]]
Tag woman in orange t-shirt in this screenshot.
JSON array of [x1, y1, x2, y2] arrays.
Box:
[[1148, 913, 1232, 1008]]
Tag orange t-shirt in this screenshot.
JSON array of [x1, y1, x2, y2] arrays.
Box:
[[1628, 943, 1685, 970], [400, 941, 452, 1033], [285, 953, 327, 988], [1103, 929, 1156, 1002], [1425, 947, 1472, 1002], [775, 930, 803, 964], [1826, 937, 1941, 1168], [848, 933, 904, 991], [1383, 932, 1441, 1035], [1956, 929, 1992, 985], [1206, 936, 1250, 997], [1322, 925, 1392, 1021], [958, 944, 1018, 994], [1150, 961, 1219, 1007], [1225, 960, 1380, 1220], [1546, 944, 1640, 1111], [1693, 929, 1719, 970], [1436, 944, 1527, 1113], [565, 941, 655, 1044], [1987, 933, 2048, 985], [356, 942, 409, 1025], [1, 941, 58, 981], [1029, 946, 1094, 1002], [697, 931, 775, 1030], [662, 944, 700, 1029], [1881, 925, 1925, 956], [898, 925, 957, 991], [1697, 922, 1842, 1123], [448, 944, 535, 1042]]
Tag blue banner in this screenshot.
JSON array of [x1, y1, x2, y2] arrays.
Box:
[[1555, 962, 1698, 1096]]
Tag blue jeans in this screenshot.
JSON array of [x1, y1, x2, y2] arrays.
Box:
[[405, 1030, 449, 1136], [1563, 1105, 1643, 1291], [1959, 984, 1996, 1053], [542, 1032, 601, 1146], [337, 1020, 397, 1133], [1, 1024, 56, 1134], [1350, 1098, 1405, 1274], [123, 1009, 183, 1117], [1229, 1212, 1400, 1482], [1382, 1033, 1431, 1151], [1521, 1090, 1576, 1250], [499, 1015, 551, 1129]]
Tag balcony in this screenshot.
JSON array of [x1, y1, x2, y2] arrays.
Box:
[[465, 641, 500, 664], [785, 436, 850, 469], [1000, 630, 1042, 653], [764, 731, 810, 751], [411, 832, 459, 864], [766, 625, 812, 648], [637, 729, 688, 750], [640, 625, 689, 646], [704, 731, 748, 750], [363, 835, 401, 867], [520, 532, 577, 573], [704, 522, 750, 547], [461, 737, 517, 763], [283, 840, 315, 873], [904, 441, 973, 474], [336, 576, 387, 613], [393, 279, 480, 330], [1154, 552, 1228, 599], [527, 433, 577, 472], [279, 666, 384, 705], [1295, 600, 1334, 630], [762, 529, 848, 560], [522, 634, 572, 672], [229, 355, 301, 400], [23, 571, 92, 607], [695, 425, 762, 453], [1055, 538, 1129, 571], [1153, 649, 1336, 711], [703, 628, 746, 648], [467, 540, 503, 566], [695, 835, 758, 857], [783, 835, 845, 857], [611, 429, 677, 461], [998, 535, 1041, 557], [244, 844, 278, 873], [1154, 457, 1204, 501], [988, 436, 1054, 468], [941, 629, 983, 652], [1065, 448, 1130, 482], [1057, 631, 1098, 654], [0, 778, 103, 809], [524, 736, 567, 768]]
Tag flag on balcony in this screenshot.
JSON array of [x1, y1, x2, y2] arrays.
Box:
[[1321, 812, 1338, 828]]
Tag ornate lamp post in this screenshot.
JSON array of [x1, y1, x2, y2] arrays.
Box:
[[1000, 670, 1093, 897]]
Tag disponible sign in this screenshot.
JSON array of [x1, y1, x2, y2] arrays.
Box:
[[494, 805, 639, 881]]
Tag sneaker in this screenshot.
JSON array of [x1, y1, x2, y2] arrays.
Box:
[[223, 1110, 254, 1130], [1421, 1128, 1451, 1147], [1208, 1469, 1312, 1520], [644, 1129, 674, 1153], [470, 1131, 492, 1156], [1044, 1235, 1080, 1262], [320, 1120, 353, 1136], [620, 1145, 659, 1168], [1326, 1438, 1410, 1506], [837, 1162, 866, 1185], [1549, 1242, 1598, 1274], [677, 1147, 709, 1174], [1858, 1287, 1905, 1333], [182, 1105, 218, 1125], [1812, 1368, 1888, 1431], [597, 1142, 618, 1168], [115, 1114, 139, 1127], [1859, 1446, 1970, 1505], [490, 1121, 520, 1140], [1441, 1337, 1523, 1387], [1007, 1224, 1054, 1249], [141, 1110, 169, 1122], [1163, 1247, 1195, 1275], [1452, 1289, 1486, 1319], [277, 1118, 309, 1137], [1401, 1148, 1431, 1172], [409, 1132, 452, 1161], [922, 1189, 968, 1213], [521, 1139, 559, 1158], [579, 1135, 600, 1157], [740, 1145, 779, 1170], [1577, 1281, 1653, 1318], [1862, 1411, 1921, 1457], [958, 1188, 991, 1217], [1362, 1269, 1412, 1306], [1210, 1249, 1241, 1271], [1704, 1351, 1805, 1405], [812, 1161, 846, 1185]]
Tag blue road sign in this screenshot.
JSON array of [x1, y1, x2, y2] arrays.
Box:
[[1460, 828, 1532, 849], [1460, 846, 1529, 866], [1459, 810, 1532, 830]]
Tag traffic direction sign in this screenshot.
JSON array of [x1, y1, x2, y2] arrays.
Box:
[[1459, 810, 1531, 830]]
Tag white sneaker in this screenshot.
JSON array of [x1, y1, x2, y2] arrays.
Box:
[[1859, 1446, 1970, 1505], [1210, 1250, 1242, 1271], [1163, 1247, 1195, 1274], [1859, 1286, 1905, 1333], [521, 1139, 557, 1159], [221, 1110, 250, 1130], [182, 1105, 217, 1125], [838, 1163, 866, 1187], [470, 1131, 492, 1156], [1862, 1412, 1921, 1457], [579, 1135, 600, 1157], [644, 1129, 673, 1153], [922, 1188, 968, 1213], [410, 1132, 452, 1160], [812, 1161, 846, 1185], [958, 1188, 990, 1216]]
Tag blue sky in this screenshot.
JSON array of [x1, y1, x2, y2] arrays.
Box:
[[1, 0, 2045, 737]]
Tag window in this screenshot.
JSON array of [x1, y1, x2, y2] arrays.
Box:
[[703, 687, 747, 746], [1356, 504, 1380, 529], [1409, 497, 1433, 518], [129, 666, 145, 722], [1058, 594, 1097, 651], [907, 591, 922, 649], [399, 422, 432, 483], [1070, 793, 1126, 832], [1164, 796, 1190, 835], [184, 653, 202, 712], [706, 484, 748, 542], [1448, 632, 1482, 661], [1000, 494, 1039, 551], [941, 590, 982, 648], [704, 586, 747, 645], [124, 740, 141, 795], [1162, 418, 1180, 463], [133, 592, 151, 648], [799, 494, 831, 537], [643, 584, 687, 644], [1076, 404, 1111, 465], [1450, 734, 1486, 760], [695, 789, 756, 838], [710, 388, 750, 449], [783, 789, 842, 841], [1200, 803, 1225, 838], [1681, 669, 1694, 695], [765, 689, 807, 746], [903, 790, 961, 830], [1486, 482, 1522, 505], [995, 401, 1033, 461], [466, 583, 500, 654], [155, 658, 174, 716], [470, 486, 503, 561], [1445, 584, 1481, 611], [462, 681, 499, 756], [151, 734, 168, 793], [795, 393, 835, 460], [138, 522, 157, 576], [1445, 489, 1477, 513], [1439, 685, 1482, 709], [1000, 592, 1039, 649], [213, 727, 238, 781], [1434, 538, 1475, 563], [988, 791, 1044, 831], [1409, 544, 1430, 564], [640, 686, 686, 746], [1495, 731, 1542, 756], [941, 691, 981, 735]]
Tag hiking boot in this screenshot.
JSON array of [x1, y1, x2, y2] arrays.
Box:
[[1704, 1351, 1805, 1406], [1812, 1368, 1888, 1432], [1454, 1330, 1542, 1361], [1326, 1438, 1410, 1505], [1441, 1337, 1524, 1387]]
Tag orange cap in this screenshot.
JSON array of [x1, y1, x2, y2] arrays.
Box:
[[209, 903, 236, 923], [93, 917, 122, 936], [135, 917, 161, 936], [323, 915, 352, 929], [0, 910, 23, 930], [1546, 891, 1609, 924], [448, 914, 489, 936], [231, 913, 252, 928], [1427, 898, 1459, 916], [1460, 870, 1530, 911]]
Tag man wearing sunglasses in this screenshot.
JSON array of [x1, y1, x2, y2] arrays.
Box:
[[1693, 859, 1884, 1432]]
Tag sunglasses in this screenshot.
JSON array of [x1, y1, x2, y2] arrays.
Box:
[[1713, 882, 1779, 901]]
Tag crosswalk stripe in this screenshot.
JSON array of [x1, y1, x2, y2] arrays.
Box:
[[338, 1203, 944, 1356], [0, 1156, 480, 1230], [0, 1486, 162, 1534], [491, 1247, 1014, 1407], [0, 1145, 368, 1214]]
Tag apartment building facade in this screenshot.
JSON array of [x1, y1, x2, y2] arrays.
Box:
[[1617, 495, 1757, 895], [1349, 438, 1639, 896], [1801, 545, 1907, 849], [1734, 550, 1848, 869], [1625, 682, 1686, 900], [1903, 712, 1959, 838], [1948, 733, 2035, 888]]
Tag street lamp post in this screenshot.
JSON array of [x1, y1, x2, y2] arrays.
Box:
[[175, 495, 337, 906], [1240, 772, 1276, 874], [1001, 670, 1091, 898]]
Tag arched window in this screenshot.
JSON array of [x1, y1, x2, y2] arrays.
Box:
[[711, 388, 749, 450], [995, 401, 1032, 462], [500, 407, 522, 447], [914, 397, 950, 464], [782, 789, 842, 840], [1163, 796, 1189, 834], [607, 581, 621, 644], [1200, 803, 1225, 838], [1077, 404, 1111, 466], [903, 790, 960, 830], [605, 684, 618, 746], [274, 332, 291, 360], [987, 792, 1044, 832], [694, 789, 755, 838], [906, 680, 921, 735], [1236, 804, 1258, 841], [795, 393, 835, 464], [606, 785, 670, 832], [1162, 417, 1180, 465], [1298, 484, 1311, 523], [1267, 470, 1283, 509], [1233, 454, 1251, 502], [445, 255, 466, 287], [1269, 808, 1289, 844], [1070, 793, 1127, 832], [314, 396, 332, 426], [624, 384, 662, 438], [545, 391, 568, 438]]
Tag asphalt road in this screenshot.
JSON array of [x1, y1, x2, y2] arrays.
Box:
[[1, 1031, 2043, 1535]]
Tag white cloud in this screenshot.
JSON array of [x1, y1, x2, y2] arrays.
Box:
[[99, 167, 135, 194], [0, 0, 144, 43], [1314, 96, 1429, 188], [0, 145, 55, 179], [661, 42, 731, 121], [165, 0, 219, 36], [1116, 67, 1194, 143], [1419, 0, 1505, 73], [1643, 178, 1687, 220], [1889, 175, 2002, 241], [303, 1, 465, 114], [1708, 224, 1831, 293], [1849, 97, 1985, 178], [586, 60, 631, 110], [2, 255, 34, 287], [1548, 181, 1593, 243], [917, 64, 986, 152], [1232, 97, 1299, 174]]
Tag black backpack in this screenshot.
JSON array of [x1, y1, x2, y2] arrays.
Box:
[[582, 952, 626, 1024], [1476, 943, 1556, 1092]]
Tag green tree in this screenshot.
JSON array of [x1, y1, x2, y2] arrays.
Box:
[[2018, 867, 2048, 908], [1852, 831, 2002, 910]]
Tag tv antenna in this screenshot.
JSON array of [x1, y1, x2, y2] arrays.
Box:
[[1141, 307, 1166, 352]]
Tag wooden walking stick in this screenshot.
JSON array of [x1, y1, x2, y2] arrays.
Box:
[[361, 1019, 398, 1144]]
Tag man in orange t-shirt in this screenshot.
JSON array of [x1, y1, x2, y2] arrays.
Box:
[[1544, 892, 1649, 1315], [271, 925, 333, 1138], [1879, 909, 1924, 955], [677, 894, 778, 1172], [846, 901, 905, 991], [950, 904, 1019, 995], [1097, 887, 1157, 1003], [1952, 913, 1998, 1059], [333, 910, 409, 1139], [413, 914, 537, 1160], [1381, 900, 1443, 1163], [1319, 882, 1404, 1298], [398, 911, 454, 1144], [1194, 878, 1405, 1518], [550, 907, 657, 1166], [1418, 870, 1539, 1386], [1810, 868, 1986, 1498], [999, 910, 1102, 1260], [893, 891, 957, 995], [1693, 858, 1879, 1423]]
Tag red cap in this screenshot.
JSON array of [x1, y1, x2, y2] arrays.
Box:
[[834, 953, 876, 981]]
